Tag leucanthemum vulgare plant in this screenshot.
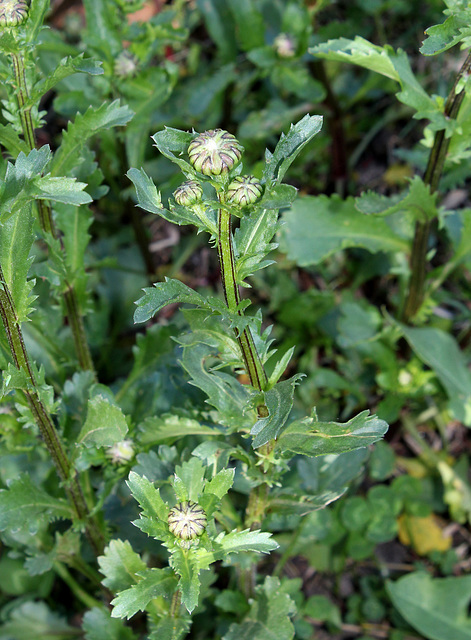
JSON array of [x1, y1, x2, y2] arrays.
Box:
[[113, 117, 389, 631]]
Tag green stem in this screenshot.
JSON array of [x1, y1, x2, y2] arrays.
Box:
[[0, 267, 104, 556], [53, 562, 102, 609], [402, 51, 471, 322], [217, 205, 268, 396], [10, 50, 95, 375]]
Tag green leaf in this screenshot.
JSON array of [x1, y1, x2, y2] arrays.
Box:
[[51, 101, 134, 177], [170, 547, 213, 613], [151, 127, 196, 176], [0, 474, 72, 535], [276, 411, 388, 458], [420, 9, 471, 55], [263, 114, 323, 184], [227, 0, 265, 51], [98, 540, 147, 592], [251, 375, 304, 448], [127, 471, 169, 539], [111, 568, 178, 620], [204, 468, 235, 499], [29, 54, 103, 106], [216, 529, 278, 556], [148, 617, 191, 640], [355, 176, 438, 221], [31, 175, 92, 206], [77, 396, 128, 448], [0, 204, 35, 322], [138, 414, 219, 446], [126, 167, 164, 215], [0, 602, 75, 640], [223, 576, 296, 640], [280, 194, 409, 266], [235, 207, 280, 283], [134, 277, 206, 324], [173, 457, 206, 503], [83, 607, 137, 640], [401, 325, 471, 426], [25, 0, 49, 43], [196, 0, 237, 61], [0, 123, 29, 157], [83, 0, 121, 58], [387, 572, 471, 640]]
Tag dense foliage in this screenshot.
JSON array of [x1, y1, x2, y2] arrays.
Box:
[[0, 1, 471, 639]]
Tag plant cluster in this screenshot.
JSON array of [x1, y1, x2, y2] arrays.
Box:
[[0, 1, 470, 640]]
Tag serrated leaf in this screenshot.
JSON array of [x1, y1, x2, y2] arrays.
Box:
[[173, 457, 206, 503], [111, 568, 177, 620], [386, 572, 471, 640], [98, 540, 147, 592], [204, 468, 235, 499], [280, 194, 409, 266], [127, 167, 164, 215], [0, 474, 72, 535], [235, 208, 279, 283], [420, 9, 471, 55], [0, 122, 29, 156], [263, 114, 323, 184], [51, 101, 134, 177], [127, 471, 169, 539], [223, 576, 296, 640], [170, 547, 213, 613], [251, 375, 304, 448], [77, 395, 128, 448], [401, 325, 471, 426], [276, 410, 388, 458], [83, 607, 137, 640], [134, 277, 206, 324], [31, 176, 92, 206]]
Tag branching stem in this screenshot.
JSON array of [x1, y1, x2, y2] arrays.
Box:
[[402, 51, 471, 322]]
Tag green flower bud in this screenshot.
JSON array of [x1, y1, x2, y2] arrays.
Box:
[[226, 175, 263, 207], [115, 0, 145, 13], [168, 501, 207, 540], [0, 0, 28, 27], [173, 180, 203, 206], [114, 51, 139, 78], [188, 129, 243, 176]]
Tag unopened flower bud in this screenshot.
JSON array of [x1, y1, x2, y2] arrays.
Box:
[[274, 33, 296, 58], [107, 439, 135, 464], [173, 180, 203, 206], [168, 501, 207, 540], [226, 175, 263, 207], [115, 0, 145, 13], [114, 50, 139, 78], [0, 0, 28, 27], [188, 129, 243, 176]]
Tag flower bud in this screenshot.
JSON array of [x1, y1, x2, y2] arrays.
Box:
[[106, 439, 135, 464], [114, 50, 139, 78], [0, 0, 28, 27], [188, 129, 243, 176], [173, 180, 203, 206], [168, 501, 207, 540], [274, 33, 296, 58], [226, 175, 263, 207]]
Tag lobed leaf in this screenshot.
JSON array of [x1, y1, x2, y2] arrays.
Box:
[[98, 540, 147, 592], [420, 9, 471, 55], [134, 278, 206, 324], [111, 568, 177, 620], [127, 471, 169, 524]]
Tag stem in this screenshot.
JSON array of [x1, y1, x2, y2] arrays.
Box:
[[217, 205, 268, 396], [10, 50, 95, 374], [402, 51, 471, 322], [170, 589, 182, 618], [0, 267, 104, 556], [53, 562, 102, 609]]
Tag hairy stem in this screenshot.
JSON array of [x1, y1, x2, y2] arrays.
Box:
[[10, 51, 95, 374], [217, 205, 268, 396], [0, 267, 104, 556], [402, 51, 471, 322]]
